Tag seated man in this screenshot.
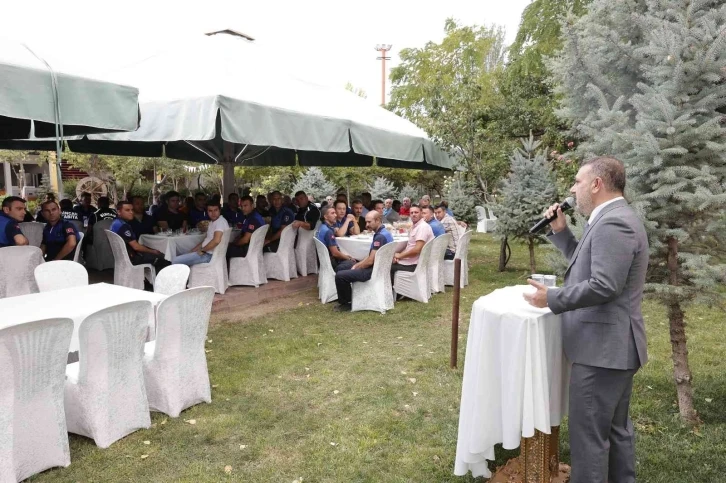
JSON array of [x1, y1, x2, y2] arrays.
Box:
[[223, 192, 244, 228], [386, 200, 401, 223], [34, 193, 56, 223], [39, 200, 79, 261], [422, 206, 445, 237], [129, 195, 156, 238], [172, 200, 229, 266], [360, 192, 372, 215], [390, 205, 434, 285], [399, 197, 411, 217], [371, 199, 385, 216], [419, 195, 432, 210], [316, 206, 354, 270], [0, 196, 29, 247], [92, 196, 117, 224], [227, 195, 266, 259], [292, 190, 321, 231], [383, 199, 393, 217], [73, 192, 96, 229], [333, 200, 359, 237], [439, 199, 455, 217], [59, 198, 79, 222], [333, 211, 393, 312], [434, 204, 463, 259], [351, 199, 366, 233], [255, 195, 270, 217], [188, 192, 210, 228], [264, 191, 295, 252], [110, 201, 169, 269], [335, 193, 354, 215], [155, 190, 188, 232]]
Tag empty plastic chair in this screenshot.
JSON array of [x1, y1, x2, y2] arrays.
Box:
[[64, 301, 153, 448], [0, 318, 73, 482], [143, 287, 215, 417], [84, 219, 115, 270], [263, 224, 298, 281], [313, 238, 338, 304], [229, 225, 269, 287], [351, 241, 397, 313], [188, 228, 232, 294], [445, 230, 473, 287], [295, 221, 320, 277], [34, 260, 89, 292], [428, 233, 452, 295], [73, 231, 84, 263], [19, 221, 45, 247], [154, 265, 191, 296], [0, 245, 44, 298], [106, 230, 156, 290]]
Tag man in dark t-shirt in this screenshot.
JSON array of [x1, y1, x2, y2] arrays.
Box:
[[155, 191, 188, 231], [129, 195, 156, 238]]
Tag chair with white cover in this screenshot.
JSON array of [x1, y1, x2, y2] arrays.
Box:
[[393, 238, 435, 303], [73, 231, 84, 263], [313, 238, 337, 304], [154, 265, 191, 296], [445, 230, 473, 287], [105, 230, 156, 290], [143, 287, 215, 417], [0, 245, 44, 298], [189, 228, 232, 294], [475, 206, 487, 233], [263, 224, 298, 281], [351, 241, 397, 313], [19, 221, 45, 247], [64, 301, 152, 448], [428, 233, 452, 295], [35, 260, 89, 292], [84, 219, 115, 270], [295, 221, 320, 277], [0, 318, 74, 482], [229, 225, 269, 287]]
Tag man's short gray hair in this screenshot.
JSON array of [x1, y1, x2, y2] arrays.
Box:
[[582, 156, 626, 194]]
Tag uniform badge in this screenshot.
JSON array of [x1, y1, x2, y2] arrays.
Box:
[[373, 241, 381, 247], [249, 224, 254, 230]]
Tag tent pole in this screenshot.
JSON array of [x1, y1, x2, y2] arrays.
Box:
[[222, 141, 236, 202]]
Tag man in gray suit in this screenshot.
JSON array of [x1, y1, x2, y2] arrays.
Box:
[[524, 156, 649, 483]]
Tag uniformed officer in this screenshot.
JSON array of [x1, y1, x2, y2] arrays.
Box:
[[222, 192, 245, 228], [110, 201, 169, 270], [59, 198, 79, 222], [91, 196, 118, 224], [316, 206, 354, 270], [333, 211, 393, 312], [332, 199, 359, 237], [264, 191, 295, 252], [39, 200, 79, 261], [73, 192, 95, 229], [227, 195, 266, 259], [292, 190, 321, 231], [0, 196, 29, 247], [129, 195, 156, 238], [188, 192, 210, 228]]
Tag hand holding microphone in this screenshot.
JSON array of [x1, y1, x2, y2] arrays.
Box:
[[529, 197, 574, 234]]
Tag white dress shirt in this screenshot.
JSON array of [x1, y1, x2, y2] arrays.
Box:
[[588, 196, 624, 225]]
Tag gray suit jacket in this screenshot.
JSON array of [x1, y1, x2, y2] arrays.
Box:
[[546, 199, 649, 370]]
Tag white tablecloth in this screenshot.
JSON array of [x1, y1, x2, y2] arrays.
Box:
[[139, 233, 205, 261], [0, 283, 166, 353], [454, 285, 569, 478], [336, 236, 408, 261]]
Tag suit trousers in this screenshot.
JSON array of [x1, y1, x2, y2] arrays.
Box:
[[569, 363, 638, 483], [334, 259, 373, 305]]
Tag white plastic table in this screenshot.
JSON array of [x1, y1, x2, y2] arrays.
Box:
[[0, 283, 166, 353], [336, 235, 408, 261], [454, 285, 569, 478]]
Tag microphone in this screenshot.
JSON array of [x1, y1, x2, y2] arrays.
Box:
[[529, 197, 575, 234]]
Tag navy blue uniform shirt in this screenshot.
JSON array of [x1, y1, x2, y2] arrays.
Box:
[[188, 207, 210, 227], [369, 226, 394, 254], [223, 207, 245, 228], [334, 217, 355, 236], [269, 206, 295, 235], [110, 218, 137, 258], [241, 211, 266, 236], [129, 213, 156, 238], [42, 220, 80, 260], [316, 222, 338, 249], [0, 213, 22, 247], [74, 205, 95, 227]]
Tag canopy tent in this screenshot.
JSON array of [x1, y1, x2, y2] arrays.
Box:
[[0, 38, 140, 140]]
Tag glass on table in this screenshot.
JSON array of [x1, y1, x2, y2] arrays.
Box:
[[530, 274, 545, 284], [543, 275, 557, 287]]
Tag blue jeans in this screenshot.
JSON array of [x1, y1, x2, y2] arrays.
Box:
[[172, 251, 212, 266]]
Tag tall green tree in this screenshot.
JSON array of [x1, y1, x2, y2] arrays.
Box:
[[389, 19, 507, 196], [551, 0, 726, 425]]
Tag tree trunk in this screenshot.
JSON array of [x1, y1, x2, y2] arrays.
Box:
[[498, 236, 510, 272], [528, 238, 536, 274], [667, 236, 700, 426]]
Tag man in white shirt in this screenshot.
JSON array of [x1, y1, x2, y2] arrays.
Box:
[[172, 200, 229, 266]]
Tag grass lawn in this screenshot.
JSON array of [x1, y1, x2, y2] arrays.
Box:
[[32, 234, 726, 482]]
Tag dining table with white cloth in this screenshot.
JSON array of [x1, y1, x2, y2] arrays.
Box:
[[454, 285, 569, 478], [335, 234, 409, 261], [139, 232, 205, 262], [0, 283, 166, 353]]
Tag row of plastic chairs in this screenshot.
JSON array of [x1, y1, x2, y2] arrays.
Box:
[[0, 286, 216, 482], [315, 231, 473, 313]]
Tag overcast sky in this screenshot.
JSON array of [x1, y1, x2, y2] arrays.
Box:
[[2, 0, 531, 105]]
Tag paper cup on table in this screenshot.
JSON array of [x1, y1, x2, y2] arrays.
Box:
[[544, 275, 557, 287], [530, 274, 545, 284]]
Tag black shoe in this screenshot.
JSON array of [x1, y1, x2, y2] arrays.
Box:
[[333, 303, 352, 312]]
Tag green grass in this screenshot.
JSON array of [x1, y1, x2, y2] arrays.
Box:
[[31, 234, 726, 482]]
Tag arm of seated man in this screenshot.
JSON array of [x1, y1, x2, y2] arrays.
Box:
[[264, 224, 289, 244], [330, 245, 354, 262], [201, 230, 224, 253], [394, 240, 424, 263], [234, 231, 253, 247], [352, 249, 377, 270], [129, 239, 162, 255], [55, 234, 77, 260]]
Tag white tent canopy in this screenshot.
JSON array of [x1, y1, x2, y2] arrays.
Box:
[[66, 34, 453, 171]]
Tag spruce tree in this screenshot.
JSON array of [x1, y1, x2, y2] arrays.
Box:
[[292, 167, 336, 201], [367, 176, 398, 200], [445, 175, 478, 225], [552, 0, 726, 425], [493, 134, 558, 273], [398, 184, 420, 203]]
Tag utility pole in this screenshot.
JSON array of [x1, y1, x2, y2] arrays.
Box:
[[375, 44, 392, 106]]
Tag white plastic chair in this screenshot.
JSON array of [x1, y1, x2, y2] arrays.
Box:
[[189, 228, 232, 294], [445, 230, 473, 287], [105, 230, 156, 290], [0, 245, 44, 298], [0, 318, 73, 482], [313, 238, 337, 304], [64, 301, 153, 448], [85, 219, 115, 270], [143, 287, 215, 417], [428, 233, 452, 295], [19, 221, 45, 247], [393, 238, 435, 303], [229, 225, 269, 287], [263, 224, 299, 281], [154, 265, 191, 295], [73, 231, 84, 263], [35, 260, 89, 292], [475, 206, 487, 233], [295, 220, 320, 277], [351, 241, 397, 313]]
